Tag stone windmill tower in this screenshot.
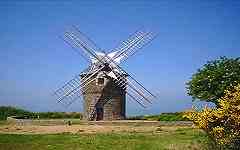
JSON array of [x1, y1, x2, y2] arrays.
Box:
[[80, 54, 127, 120], [53, 26, 157, 121]]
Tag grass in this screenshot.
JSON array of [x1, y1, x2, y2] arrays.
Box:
[[0, 121, 8, 125], [0, 128, 210, 150]]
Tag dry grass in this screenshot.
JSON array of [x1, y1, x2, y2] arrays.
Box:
[[0, 124, 191, 134]]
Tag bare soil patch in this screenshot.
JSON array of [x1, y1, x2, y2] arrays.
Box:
[[0, 120, 191, 134]]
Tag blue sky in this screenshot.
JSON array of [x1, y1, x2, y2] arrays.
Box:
[[0, 0, 239, 115]]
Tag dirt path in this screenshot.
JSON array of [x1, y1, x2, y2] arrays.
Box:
[[0, 124, 190, 134]]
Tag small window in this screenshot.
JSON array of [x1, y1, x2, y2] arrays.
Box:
[[97, 78, 104, 85]]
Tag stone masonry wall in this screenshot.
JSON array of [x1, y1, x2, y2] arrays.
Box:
[[81, 73, 126, 120]]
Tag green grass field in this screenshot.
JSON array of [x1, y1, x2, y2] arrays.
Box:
[[0, 128, 209, 150]]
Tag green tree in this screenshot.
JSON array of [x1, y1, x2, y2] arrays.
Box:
[[186, 57, 240, 105], [0, 106, 34, 120]]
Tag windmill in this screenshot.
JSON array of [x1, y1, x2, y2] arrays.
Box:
[[53, 26, 157, 121]]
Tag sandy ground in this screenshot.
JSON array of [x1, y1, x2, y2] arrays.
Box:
[[0, 123, 190, 134]]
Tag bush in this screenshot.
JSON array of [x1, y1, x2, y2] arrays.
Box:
[[127, 112, 189, 121], [35, 112, 83, 119], [126, 115, 145, 120], [0, 106, 83, 120], [0, 106, 34, 120], [184, 84, 240, 149], [156, 112, 189, 121]]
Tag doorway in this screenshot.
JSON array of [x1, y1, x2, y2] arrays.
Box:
[[96, 107, 103, 120]]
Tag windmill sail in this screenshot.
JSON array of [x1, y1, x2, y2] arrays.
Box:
[[111, 29, 157, 64], [53, 65, 105, 106]]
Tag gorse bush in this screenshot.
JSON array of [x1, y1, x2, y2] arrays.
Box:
[[184, 84, 240, 149]]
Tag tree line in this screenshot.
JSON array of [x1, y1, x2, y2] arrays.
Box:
[[0, 106, 83, 120]]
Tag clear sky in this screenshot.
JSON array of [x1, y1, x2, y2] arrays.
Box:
[[0, 0, 239, 115]]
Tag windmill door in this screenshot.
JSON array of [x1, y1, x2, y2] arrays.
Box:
[[96, 107, 103, 120]]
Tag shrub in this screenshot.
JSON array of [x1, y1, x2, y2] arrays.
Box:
[[0, 106, 83, 120], [0, 106, 34, 120], [157, 112, 189, 121], [184, 84, 240, 149], [127, 113, 189, 121], [35, 112, 83, 119], [126, 115, 145, 120]]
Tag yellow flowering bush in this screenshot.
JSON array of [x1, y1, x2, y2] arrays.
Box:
[[184, 84, 240, 149]]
